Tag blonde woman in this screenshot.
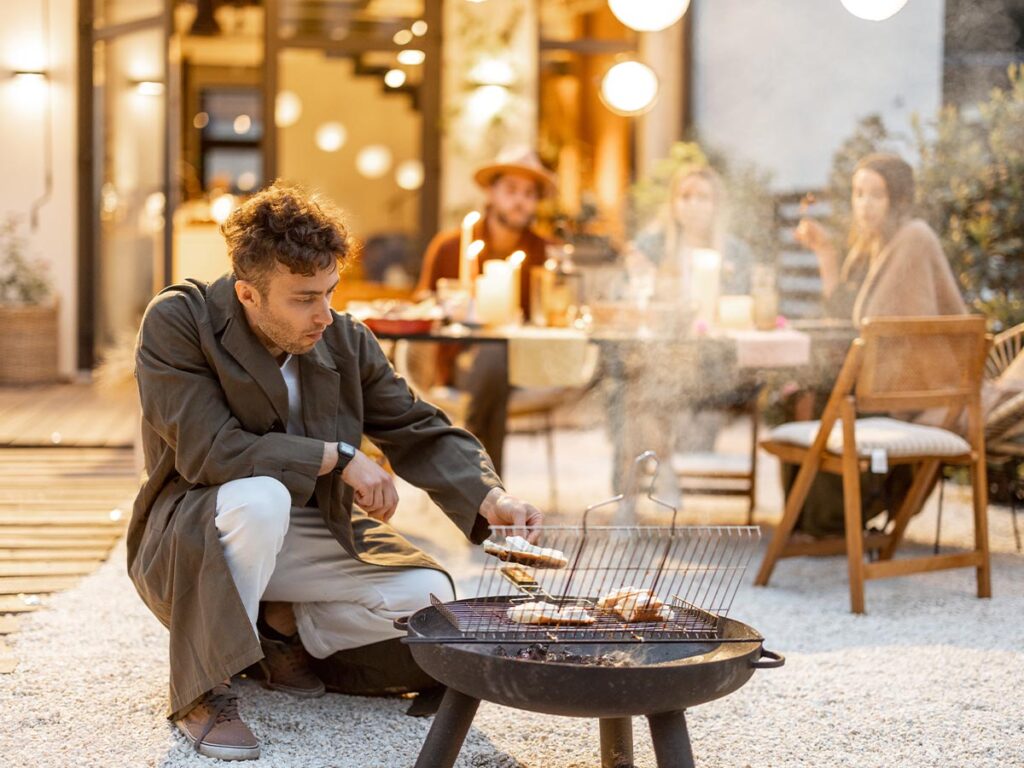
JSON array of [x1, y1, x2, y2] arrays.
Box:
[[629, 164, 752, 304], [612, 164, 755, 502]]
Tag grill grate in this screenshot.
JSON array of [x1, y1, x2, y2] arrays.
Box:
[[421, 453, 762, 644], [429, 593, 730, 643]]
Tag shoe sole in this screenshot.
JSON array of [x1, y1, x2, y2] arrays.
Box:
[[174, 720, 260, 761]]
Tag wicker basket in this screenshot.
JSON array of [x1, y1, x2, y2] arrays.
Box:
[[0, 300, 59, 384]]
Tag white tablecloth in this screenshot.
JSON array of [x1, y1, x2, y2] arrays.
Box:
[[506, 328, 593, 388], [724, 328, 811, 369]]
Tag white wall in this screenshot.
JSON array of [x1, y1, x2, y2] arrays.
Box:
[[0, 0, 78, 377], [691, 0, 945, 191]]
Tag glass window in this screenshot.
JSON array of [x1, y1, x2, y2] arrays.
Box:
[[93, 25, 166, 350]]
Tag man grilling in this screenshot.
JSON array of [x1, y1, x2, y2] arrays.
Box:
[[128, 184, 542, 760]]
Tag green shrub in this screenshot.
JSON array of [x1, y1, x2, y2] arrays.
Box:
[[0, 216, 52, 305]]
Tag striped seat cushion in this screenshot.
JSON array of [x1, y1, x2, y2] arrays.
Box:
[[767, 417, 971, 458]]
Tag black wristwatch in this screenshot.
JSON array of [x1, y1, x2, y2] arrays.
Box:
[[335, 441, 357, 473]]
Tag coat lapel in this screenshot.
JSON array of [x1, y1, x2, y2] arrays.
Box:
[[210, 277, 291, 428], [298, 341, 340, 441]]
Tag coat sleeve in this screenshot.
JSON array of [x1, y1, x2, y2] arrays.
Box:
[[135, 292, 324, 505], [352, 322, 501, 543]]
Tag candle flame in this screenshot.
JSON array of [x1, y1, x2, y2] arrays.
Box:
[[508, 250, 526, 266], [463, 210, 481, 227], [467, 240, 485, 260]]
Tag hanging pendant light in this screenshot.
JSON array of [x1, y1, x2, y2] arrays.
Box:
[[600, 60, 660, 116], [839, 0, 909, 21], [608, 0, 691, 32]]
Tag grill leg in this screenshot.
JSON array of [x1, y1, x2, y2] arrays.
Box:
[[647, 710, 696, 768], [412, 688, 480, 768], [599, 717, 634, 768]]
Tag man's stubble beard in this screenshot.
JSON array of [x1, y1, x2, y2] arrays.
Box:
[[494, 207, 535, 233], [252, 304, 309, 356]]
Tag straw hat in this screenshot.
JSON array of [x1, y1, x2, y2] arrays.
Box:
[[473, 147, 558, 199]]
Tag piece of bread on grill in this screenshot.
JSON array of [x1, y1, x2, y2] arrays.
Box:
[[500, 565, 540, 588], [484, 536, 568, 569], [596, 586, 645, 609], [506, 601, 595, 625], [618, 593, 672, 622], [597, 586, 672, 622]]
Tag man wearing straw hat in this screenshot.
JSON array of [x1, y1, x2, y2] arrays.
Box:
[[416, 148, 558, 475]]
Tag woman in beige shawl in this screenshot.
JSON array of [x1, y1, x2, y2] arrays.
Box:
[[795, 152, 965, 324], [786, 153, 967, 538]]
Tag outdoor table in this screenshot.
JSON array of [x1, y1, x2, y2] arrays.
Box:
[[367, 320, 851, 398], [368, 318, 855, 511]]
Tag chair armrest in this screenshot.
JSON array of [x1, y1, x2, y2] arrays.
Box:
[[985, 389, 1024, 443], [986, 323, 1024, 380]]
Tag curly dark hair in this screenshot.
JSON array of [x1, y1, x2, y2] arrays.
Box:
[[222, 183, 355, 294]]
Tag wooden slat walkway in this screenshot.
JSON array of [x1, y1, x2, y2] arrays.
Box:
[[0, 445, 138, 673], [0, 382, 138, 447]]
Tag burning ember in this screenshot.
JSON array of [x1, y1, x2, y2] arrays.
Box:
[[493, 643, 633, 667]]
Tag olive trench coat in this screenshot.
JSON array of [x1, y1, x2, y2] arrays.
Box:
[[127, 275, 500, 720]]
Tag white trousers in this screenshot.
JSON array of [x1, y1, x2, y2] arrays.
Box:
[[214, 476, 455, 659]]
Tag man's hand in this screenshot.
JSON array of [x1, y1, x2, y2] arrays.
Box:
[[341, 449, 399, 523], [479, 488, 543, 542]]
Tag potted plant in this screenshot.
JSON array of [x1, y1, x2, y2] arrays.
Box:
[[0, 216, 58, 384]]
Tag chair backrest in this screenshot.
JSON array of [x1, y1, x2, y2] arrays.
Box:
[[854, 316, 989, 416], [985, 321, 1024, 380]]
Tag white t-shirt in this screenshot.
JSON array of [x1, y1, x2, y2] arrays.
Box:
[[279, 354, 304, 436]]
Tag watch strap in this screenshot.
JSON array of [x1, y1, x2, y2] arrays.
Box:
[[335, 441, 357, 473]]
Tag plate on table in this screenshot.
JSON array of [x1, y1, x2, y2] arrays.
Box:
[[363, 317, 436, 336]]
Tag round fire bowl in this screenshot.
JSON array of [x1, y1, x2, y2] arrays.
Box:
[[402, 598, 780, 719]]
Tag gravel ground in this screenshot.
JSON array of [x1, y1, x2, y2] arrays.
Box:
[[1, 427, 1023, 767]]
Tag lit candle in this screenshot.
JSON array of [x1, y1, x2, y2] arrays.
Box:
[[475, 273, 514, 326], [459, 211, 481, 290], [465, 239, 485, 298], [482, 258, 514, 324], [690, 248, 722, 327], [507, 249, 526, 323]]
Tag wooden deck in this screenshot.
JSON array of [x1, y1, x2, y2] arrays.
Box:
[[0, 394, 140, 672], [0, 381, 137, 448]]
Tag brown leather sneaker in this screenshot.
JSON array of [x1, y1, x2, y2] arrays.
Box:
[[174, 683, 260, 761], [258, 631, 326, 698]]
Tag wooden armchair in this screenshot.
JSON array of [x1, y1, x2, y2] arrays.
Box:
[[754, 316, 991, 613]]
